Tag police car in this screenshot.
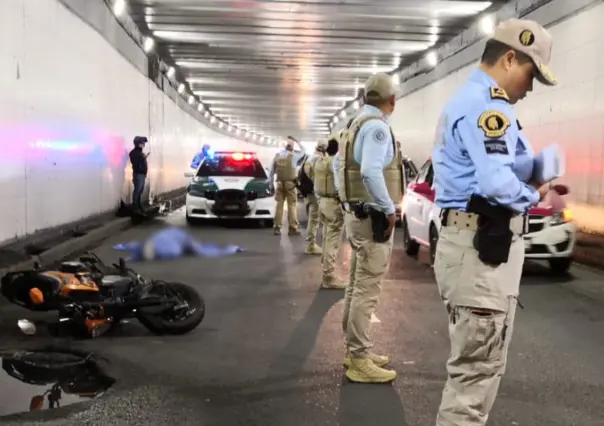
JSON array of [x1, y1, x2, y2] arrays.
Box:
[[400, 158, 576, 274], [184, 151, 275, 226]]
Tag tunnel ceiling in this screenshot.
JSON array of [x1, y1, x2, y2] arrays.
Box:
[[127, 0, 509, 143]]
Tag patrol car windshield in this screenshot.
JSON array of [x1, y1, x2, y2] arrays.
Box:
[[197, 155, 267, 179]]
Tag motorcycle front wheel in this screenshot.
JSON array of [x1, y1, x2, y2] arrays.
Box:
[[136, 282, 205, 335]]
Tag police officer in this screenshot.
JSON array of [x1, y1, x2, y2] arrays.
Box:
[[338, 73, 403, 383], [314, 136, 347, 288], [302, 140, 327, 254], [431, 19, 557, 425], [190, 143, 212, 169], [129, 136, 149, 214], [268, 137, 306, 235]]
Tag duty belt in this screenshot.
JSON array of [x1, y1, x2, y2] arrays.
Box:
[[440, 209, 527, 235], [341, 201, 363, 213]]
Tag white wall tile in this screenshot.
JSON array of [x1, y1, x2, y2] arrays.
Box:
[[0, 0, 277, 243]]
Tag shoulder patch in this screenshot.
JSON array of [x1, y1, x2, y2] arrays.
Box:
[[489, 87, 509, 102], [371, 127, 388, 144], [477, 110, 510, 139]]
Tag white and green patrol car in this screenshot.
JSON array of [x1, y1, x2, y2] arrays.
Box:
[[184, 151, 275, 226]]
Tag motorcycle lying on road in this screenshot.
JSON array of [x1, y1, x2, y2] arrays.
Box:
[[0, 252, 205, 338]]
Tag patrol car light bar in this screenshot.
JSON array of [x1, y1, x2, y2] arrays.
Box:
[[215, 151, 256, 161]]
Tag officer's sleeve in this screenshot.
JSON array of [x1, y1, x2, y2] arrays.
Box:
[[190, 152, 202, 169], [359, 121, 397, 215], [268, 154, 277, 183], [292, 151, 305, 167], [456, 104, 540, 212], [512, 130, 535, 182], [332, 156, 340, 191]]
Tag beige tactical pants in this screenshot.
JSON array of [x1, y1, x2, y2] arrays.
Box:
[[341, 211, 394, 358], [318, 197, 344, 281], [305, 194, 320, 244], [434, 225, 524, 426], [274, 181, 299, 231]]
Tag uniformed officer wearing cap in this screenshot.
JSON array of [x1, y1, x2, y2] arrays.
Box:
[[338, 73, 404, 384], [432, 19, 558, 424], [301, 139, 327, 254], [314, 134, 347, 289], [269, 136, 307, 235]]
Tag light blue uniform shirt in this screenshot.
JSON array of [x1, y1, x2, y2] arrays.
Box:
[[345, 104, 397, 215], [268, 147, 307, 183], [432, 69, 539, 214]]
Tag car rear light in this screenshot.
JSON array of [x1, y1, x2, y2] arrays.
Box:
[[231, 152, 254, 161]]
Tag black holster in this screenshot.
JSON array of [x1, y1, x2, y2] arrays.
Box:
[[365, 205, 390, 243], [466, 195, 514, 266]]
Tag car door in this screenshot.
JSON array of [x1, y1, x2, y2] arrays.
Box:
[[416, 161, 436, 243], [404, 160, 432, 239]]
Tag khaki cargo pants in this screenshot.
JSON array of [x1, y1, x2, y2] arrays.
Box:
[[341, 211, 394, 357], [434, 223, 524, 426], [274, 181, 299, 231], [305, 194, 320, 244], [318, 196, 344, 281]]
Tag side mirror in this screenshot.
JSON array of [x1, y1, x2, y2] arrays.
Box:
[[184, 171, 195, 178]]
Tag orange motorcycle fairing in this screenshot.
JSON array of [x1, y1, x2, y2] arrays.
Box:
[[40, 271, 99, 296]]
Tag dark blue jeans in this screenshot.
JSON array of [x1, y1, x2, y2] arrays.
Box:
[[132, 173, 146, 212]]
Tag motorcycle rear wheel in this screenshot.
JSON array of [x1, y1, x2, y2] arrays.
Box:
[[136, 282, 205, 335]]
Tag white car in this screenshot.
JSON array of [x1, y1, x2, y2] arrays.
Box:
[[400, 158, 576, 274], [184, 151, 275, 226]]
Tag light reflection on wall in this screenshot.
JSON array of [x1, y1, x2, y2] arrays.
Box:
[[0, 126, 127, 165]]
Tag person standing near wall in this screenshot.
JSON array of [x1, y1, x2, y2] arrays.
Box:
[[431, 19, 558, 425], [314, 136, 347, 288], [301, 140, 327, 255], [269, 136, 306, 235], [129, 136, 149, 215], [338, 73, 403, 384]]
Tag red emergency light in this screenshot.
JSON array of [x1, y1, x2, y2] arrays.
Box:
[[215, 151, 256, 161]]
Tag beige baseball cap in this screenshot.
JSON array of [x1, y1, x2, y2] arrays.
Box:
[[316, 139, 328, 150], [364, 73, 398, 99], [491, 18, 557, 86]]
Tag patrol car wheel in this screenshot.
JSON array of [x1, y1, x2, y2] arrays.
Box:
[[258, 219, 274, 228], [402, 217, 419, 257], [548, 257, 572, 275], [186, 214, 197, 226]]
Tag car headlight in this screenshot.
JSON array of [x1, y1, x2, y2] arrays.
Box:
[[244, 180, 271, 199], [550, 208, 572, 225]]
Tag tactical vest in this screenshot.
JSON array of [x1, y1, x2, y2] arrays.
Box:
[[338, 114, 404, 204], [314, 155, 338, 197], [274, 151, 296, 182]]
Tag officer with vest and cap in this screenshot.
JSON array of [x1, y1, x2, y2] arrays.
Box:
[[432, 19, 559, 425], [268, 136, 307, 235], [300, 139, 328, 254], [313, 135, 348, 289], [338, 73, 403, 384]]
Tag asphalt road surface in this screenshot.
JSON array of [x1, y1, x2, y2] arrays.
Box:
[[1, 207, 604, 426]]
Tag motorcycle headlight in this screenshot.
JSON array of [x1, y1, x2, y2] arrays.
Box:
[[550, 208, 572, 225]]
